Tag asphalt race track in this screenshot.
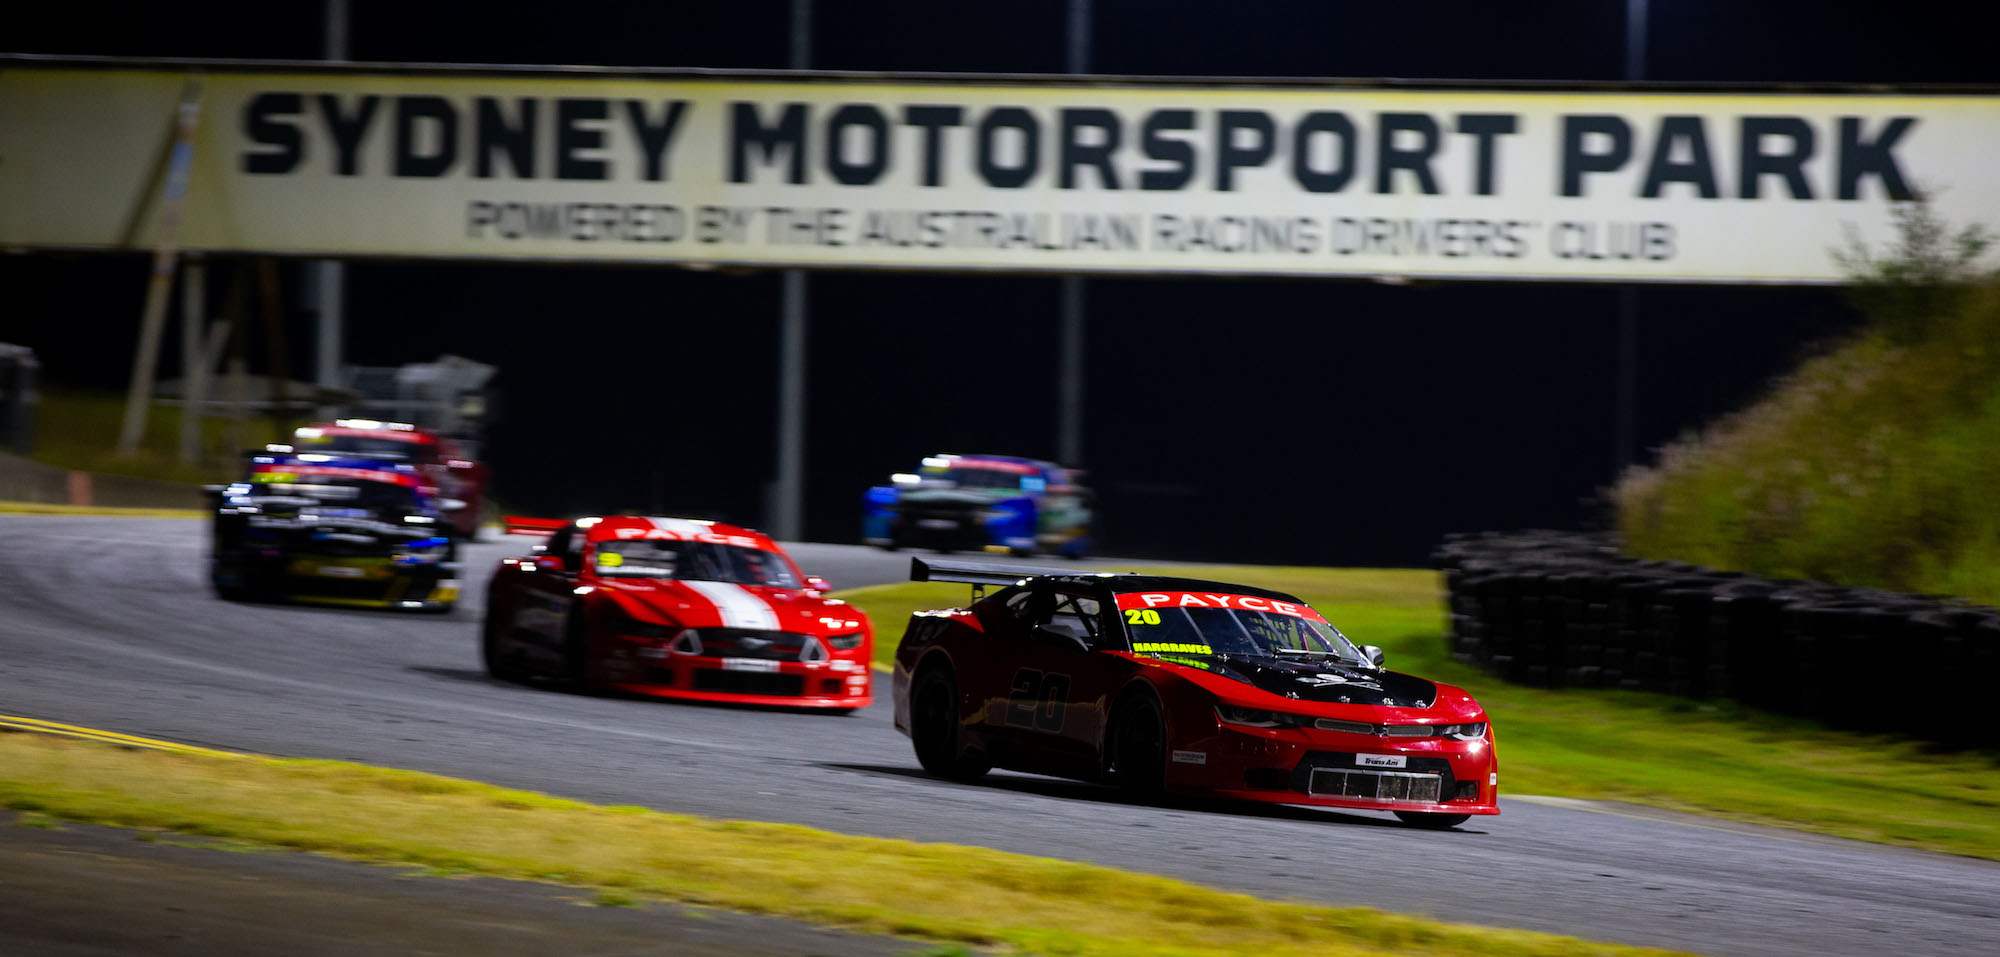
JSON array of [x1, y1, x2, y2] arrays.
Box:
[[3, 515, 1995, 956]]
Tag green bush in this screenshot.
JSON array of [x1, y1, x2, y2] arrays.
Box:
[[1616, 202, 2000, 604]]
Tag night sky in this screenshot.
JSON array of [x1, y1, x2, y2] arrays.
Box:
[[5, 1, 1995, 564]]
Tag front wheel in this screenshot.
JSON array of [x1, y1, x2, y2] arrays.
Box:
[[481, 598, 528, 683], [560, 603, 593, 689], [1108, 692, 1167, 797], [910, 667, 987, 781], [211, 558, 269, 603], [1393, 811, 1471, 829]]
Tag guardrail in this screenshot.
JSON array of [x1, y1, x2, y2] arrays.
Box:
[[1435, 531, 1999, 748]]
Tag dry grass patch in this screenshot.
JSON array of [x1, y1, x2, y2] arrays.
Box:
[[0, 734, 1668, 957]]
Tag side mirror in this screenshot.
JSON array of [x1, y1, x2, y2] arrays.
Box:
[[1361, 645, 1386, 667], [1031, 625, 1091, 654], [534, 555, 567, 573], [804, 575, 832, 594]]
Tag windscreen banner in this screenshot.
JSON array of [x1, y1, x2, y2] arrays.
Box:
[[4, 61, 1998, 282]]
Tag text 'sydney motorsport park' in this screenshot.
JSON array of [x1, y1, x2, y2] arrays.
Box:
[[5, 61, 1999, 284]]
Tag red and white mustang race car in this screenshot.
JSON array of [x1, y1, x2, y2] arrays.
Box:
[[482, 516, 873, 710]]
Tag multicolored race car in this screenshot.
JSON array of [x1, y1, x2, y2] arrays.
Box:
[[892, 559, 1499, 827], [209, 451, 459, 610], [482, 516, 873, 710], [290, 419, 490, 540], [863, 453, 1093, 558]]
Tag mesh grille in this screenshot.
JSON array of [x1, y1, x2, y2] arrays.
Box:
[[698, 629, 815, 661], [692, 670, 806, 696], [1313, 718, 1374, 734], [1308, 768, 1443, 803]]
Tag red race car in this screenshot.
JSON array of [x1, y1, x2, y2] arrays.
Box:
[[290, 420, 491, 540], [892, 559, 1498, 827], [483, 516, 873, 710]]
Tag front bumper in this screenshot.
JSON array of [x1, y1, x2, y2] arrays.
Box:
[[231, 551, 458, 609], [602, 653, 874, 710], [1164, 725, 1499, 815]]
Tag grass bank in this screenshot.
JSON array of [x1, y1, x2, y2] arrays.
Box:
[[0, 501, 204, 518], [839, 565, 2000, 860], [1614, 284, 2000, 605], [26, 388, 288, 487], [0, 734, 1669, 957]]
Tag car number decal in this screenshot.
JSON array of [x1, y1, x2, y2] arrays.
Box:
[[1005, 668, 1071, 733]]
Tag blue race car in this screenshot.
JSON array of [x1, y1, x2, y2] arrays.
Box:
[[863, 454, 1093, 558]]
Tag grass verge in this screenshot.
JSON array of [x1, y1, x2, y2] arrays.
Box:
[[0, 501, 205, 518], [0, 734, 1671, 957], [838, 565, 2000, 860], [25, 388, 290, 487]]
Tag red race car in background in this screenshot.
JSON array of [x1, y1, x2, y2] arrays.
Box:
[[892, 559, 1498, 827], [483, 516, 873, 711], [290, 420, 491, 540]]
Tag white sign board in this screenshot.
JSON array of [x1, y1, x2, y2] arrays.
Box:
[[4, 62, 1998, 281]]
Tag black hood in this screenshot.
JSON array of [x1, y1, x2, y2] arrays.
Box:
[[1211, 656, 1438, 708]]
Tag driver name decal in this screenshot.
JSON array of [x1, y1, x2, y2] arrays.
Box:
[[1116, 591, 1327, 622]]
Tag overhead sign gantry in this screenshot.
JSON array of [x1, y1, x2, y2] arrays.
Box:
[[6, 57, 1997, 282]]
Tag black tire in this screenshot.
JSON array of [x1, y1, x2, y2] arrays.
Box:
[[1393, 811, 1471, 829], [560, 603, 593, 688], [481, 597, 528, 683], [1108, 691, 1168, 797], [213, 573, 250, 603], [910, 667, 987, 781], [211, 558, 266, 603]]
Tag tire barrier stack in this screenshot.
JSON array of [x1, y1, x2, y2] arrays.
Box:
[[1436, 530, 2000, 749]]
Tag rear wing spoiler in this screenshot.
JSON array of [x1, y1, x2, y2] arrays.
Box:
[[910, 556, 1121, 586]]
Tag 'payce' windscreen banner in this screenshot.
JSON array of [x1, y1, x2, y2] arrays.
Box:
[[4, 62, 1998, 281]]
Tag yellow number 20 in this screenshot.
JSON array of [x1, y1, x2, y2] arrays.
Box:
[[1123, 608, 1162, 626]]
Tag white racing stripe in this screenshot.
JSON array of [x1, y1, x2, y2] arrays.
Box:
[[681, 580, 783, 630], [647, 516, 712, 537]]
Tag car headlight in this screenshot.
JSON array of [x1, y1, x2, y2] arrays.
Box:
[[1440, 722, 1487, 741], [826, 633, 864, 650], [1215, 705, 1310, 729]]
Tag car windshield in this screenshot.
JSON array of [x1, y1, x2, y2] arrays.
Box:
[[922, 465, 1035, 490], [238, 475, 423, 511], [594, 539, 800, 587], [1116, 592, 1367, 665], [297, 434, 435, 463]]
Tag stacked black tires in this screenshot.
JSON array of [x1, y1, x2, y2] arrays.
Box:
[[1438, 531, 1999, 748]]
